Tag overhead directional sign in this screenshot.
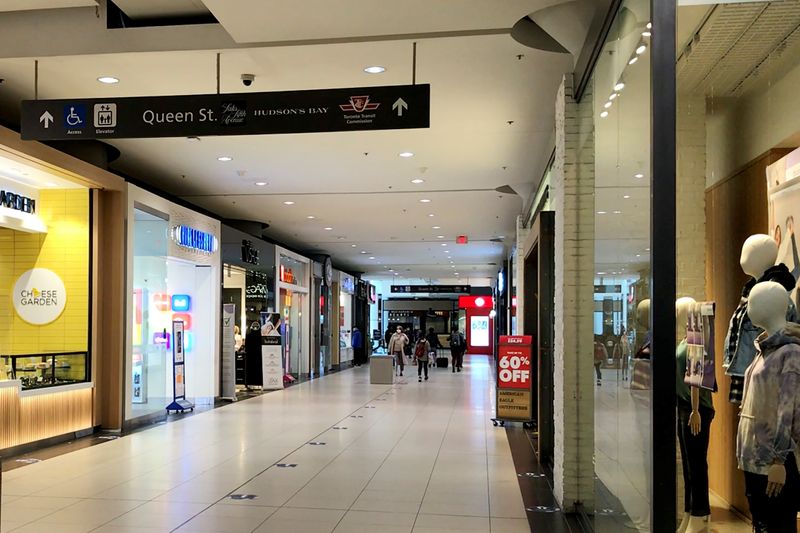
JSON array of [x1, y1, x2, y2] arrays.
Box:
[[20, 84, 430, 141], [391, 285, 471, 294]]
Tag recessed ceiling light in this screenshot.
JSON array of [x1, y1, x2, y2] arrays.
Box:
[[613, 210, 622, 214], [364, 65, 386, 74], [647, 22, 652, 29], [411, 178, 425, 184], [634, 173, 644, 179], [351, 244, 357, 247], [399, 152, 414, 158], [623, 195, 631, 199], [428, 214, 435, 217], [361, 251, 367, 254], [440, 243, 447, 247], [614, 82, 625, 91], [642, 30, 652, 37], [450, 265, 455, 268], [597, 211, 607, 215], [609, 93, 619, 101], [600, 111, 609, 118], [307, 215, 316, 219], [604, 101, 613, 109], [437, 235, 445, 239], [283, 201, 295, 205], [255, 182, 267, 186], [636, 254, 641, 258], [420, 199, 431, 203], [628, 56, 639, 65], [636, 44, 647, 55], [324, 227, 333, 231], [217, 156, 233, 162], [645, 248, 650, 251], [369, 256, 375, 259], [432, 226, 441, 229], [97, 76, 119, 84], [454, 273, 459, 276], [388, 269, 394, 272]]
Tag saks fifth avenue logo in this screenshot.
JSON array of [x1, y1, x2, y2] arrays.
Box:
[[13, 268, 67, 325]]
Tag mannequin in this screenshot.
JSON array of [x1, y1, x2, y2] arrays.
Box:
[[723, 234, 796, 404], [675, 298, 714, 533], [738, 282, 800, 532], [636, 299, 651, 357]]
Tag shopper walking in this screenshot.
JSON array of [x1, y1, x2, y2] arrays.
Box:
[[414, 332, 431, 382], [449, 327, 466, 372], [388, 326, 409, 376], [425, 328, 441, 368], [594, 340, 607, 386]]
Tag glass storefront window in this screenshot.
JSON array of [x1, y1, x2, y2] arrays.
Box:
[[277, 249, 310, 380], [579, 0, 653, 530]]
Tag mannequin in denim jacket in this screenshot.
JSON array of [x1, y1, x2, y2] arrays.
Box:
[[723, 235, 797, 403]]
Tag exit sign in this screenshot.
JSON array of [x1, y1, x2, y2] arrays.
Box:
[[456, 235, 468, 244]]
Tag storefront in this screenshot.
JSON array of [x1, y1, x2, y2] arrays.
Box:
[[125, 185, 221, 425], [276, 246, 310, 381], [220, 224, 275, 392], [526, 1, 800, 531], [458, 295, 494, 356], [0, 126, 126, 451], [338, 272, 356, 366], [310, 257, 333, 378]]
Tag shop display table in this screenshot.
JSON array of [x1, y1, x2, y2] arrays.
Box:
[[369, 355, 394, 385]]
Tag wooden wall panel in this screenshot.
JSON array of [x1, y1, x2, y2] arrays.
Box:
[[0, 386, 93, 450], [705, 148, 791, 516]]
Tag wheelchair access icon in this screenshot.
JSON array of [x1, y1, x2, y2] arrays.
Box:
[[63, 104, 86, 129]]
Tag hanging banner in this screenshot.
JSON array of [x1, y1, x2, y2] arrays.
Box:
[[167, 320, 194, 413], [221, 303, 237, 400], [495, 335, 534, 422], [20, 84, 430, 140], [261, 312, 284, 390]]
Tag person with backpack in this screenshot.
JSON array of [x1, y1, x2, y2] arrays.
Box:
[[450, 327, 466, 372], [388, 326, 409, 376], [414, 332, 431, 382], [425, 327, 441, 368]]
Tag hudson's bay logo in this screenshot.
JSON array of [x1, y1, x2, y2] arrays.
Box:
[[13, 268, 67, 325]]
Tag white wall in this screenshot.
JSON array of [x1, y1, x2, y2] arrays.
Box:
[[706, 57, 800, 187]]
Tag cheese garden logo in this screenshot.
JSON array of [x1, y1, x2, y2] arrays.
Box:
[[13, 268, 67, 325]]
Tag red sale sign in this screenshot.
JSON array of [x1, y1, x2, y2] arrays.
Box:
[[498, 336, 533, 390]]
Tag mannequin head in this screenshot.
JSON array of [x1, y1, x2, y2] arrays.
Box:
[[740, 234, 778, 279], [748, 281, 789, 335], [637, 299, 651, 330], [676, 297, 697, 338]]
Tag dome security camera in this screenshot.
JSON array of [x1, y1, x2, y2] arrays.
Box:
[[241, 74, 255, 87]]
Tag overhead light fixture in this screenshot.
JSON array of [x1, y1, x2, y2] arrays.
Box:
[[361, 251, 367, 254], [351, 244, 357, 247], [614, 81, 625, 91], [454, 273, 460, 276], [642, 30, 652, 37], [623, 195, 631, 199], [450, 265, 456, 268], [609, 93, 619, 101], [217, 156, 233, 162], [420, 199, 431, 203], [283, 201, 295, 205], [634, 173, 644, 179], [597, 211, 607, 215], [613, 210, 622, 214], [604, 101, 613, 109], [628, 56, 639, 65], [255, 182, 267, 186], [324, 227, 333, 231], [369, 256, 375, 259], [306, 215, 316, 219], [364, 66, 386, 74], [97, 76, 119, 84], [411, 178, 425, 184], [388, 269, 394, 272], [428, 214, 435, 217], [600, 111, 609, 118], [440, 243, 447, 247], [437, 235, 445, 239], [432, 226, 441, 229], [399, 152, 414, 158], [647, 22, 652, 30], [636, 44, 647, 55]]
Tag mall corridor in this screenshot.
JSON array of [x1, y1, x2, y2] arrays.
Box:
[[0, 357, 530, 533]]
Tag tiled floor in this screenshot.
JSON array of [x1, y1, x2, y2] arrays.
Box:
[[1, 355, 529, 533]]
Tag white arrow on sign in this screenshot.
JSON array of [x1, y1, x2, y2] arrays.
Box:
[[392, 98, 408, 117], [39, 111, 54, 129]]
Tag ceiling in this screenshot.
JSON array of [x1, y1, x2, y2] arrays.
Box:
[[0, 0, 95, 12], [0, 0, 583, 280]]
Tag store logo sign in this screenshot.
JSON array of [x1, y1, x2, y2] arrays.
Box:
[[12, 268, 67, 325], [171, 294, 191, 312], [339, 95, 379, 113], [0, 190, 36, 214], [171, 225, 218, 254]]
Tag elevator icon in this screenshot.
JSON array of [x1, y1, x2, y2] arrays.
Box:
[[94, 103, 117, 128]]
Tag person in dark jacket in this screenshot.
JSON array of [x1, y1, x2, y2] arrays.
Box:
[[352, 326, 363, 366], [426, 328, 441, 368]]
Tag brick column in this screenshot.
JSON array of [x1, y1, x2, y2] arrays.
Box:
[[551, 75, 595, 511]]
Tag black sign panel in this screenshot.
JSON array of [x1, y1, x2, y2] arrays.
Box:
[[20, 84, 430, 140], [391, 285, 471, 294]]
